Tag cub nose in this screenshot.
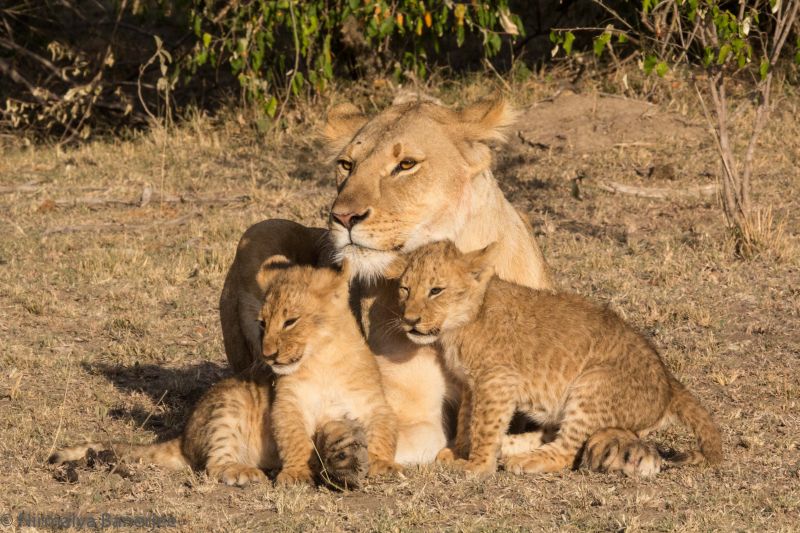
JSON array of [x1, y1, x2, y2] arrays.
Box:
[[403, 315, 421, 327], [331, 208, 371, 230], [263, 350, 278, 362]]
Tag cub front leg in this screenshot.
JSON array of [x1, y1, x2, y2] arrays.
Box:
[[272, 393, 314, 486], [365, 404, 403, 477], [463, 374, 517, 475], [453, 383, 473, 459]]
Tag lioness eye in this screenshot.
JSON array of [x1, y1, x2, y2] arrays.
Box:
[[283, 317, 298, 329], [429, 287, 443, 297], [258, 319, 266, 330], [337, 159, 353, 172], [395, 159, 416, 172]]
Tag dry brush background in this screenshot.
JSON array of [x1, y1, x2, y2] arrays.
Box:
[[1, 78, 799, 531]]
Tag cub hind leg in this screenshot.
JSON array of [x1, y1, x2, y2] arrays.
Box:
[[505, 367, 670, 475]]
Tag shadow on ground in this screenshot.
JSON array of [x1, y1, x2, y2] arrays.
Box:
[[83, 361, 231, 437]]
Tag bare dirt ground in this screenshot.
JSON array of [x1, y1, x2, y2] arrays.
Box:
[[1, 80, 799, 531]]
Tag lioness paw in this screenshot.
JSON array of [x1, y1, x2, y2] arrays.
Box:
[[435, 447, 456, 464]]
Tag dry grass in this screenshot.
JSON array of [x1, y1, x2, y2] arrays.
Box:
[[1, 73, 799, 532]]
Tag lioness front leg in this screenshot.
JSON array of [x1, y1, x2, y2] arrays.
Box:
[[463, 374, 517, 475]]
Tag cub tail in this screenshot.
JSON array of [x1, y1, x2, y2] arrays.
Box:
[[580, 428, 663, 477], [666, 376, 723, 466], [48, 438, 189, 470]]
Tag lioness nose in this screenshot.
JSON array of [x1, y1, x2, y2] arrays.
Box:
[[332, 208, 370, 230]]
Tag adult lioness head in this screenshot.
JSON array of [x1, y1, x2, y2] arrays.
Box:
[[323, 96, 517, 282]]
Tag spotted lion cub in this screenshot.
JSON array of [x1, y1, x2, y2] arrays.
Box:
[[49, 374, 369, 488], [51, 262, 398, 489], [388, 241, 723, 476], [258, 260, 401, 485]]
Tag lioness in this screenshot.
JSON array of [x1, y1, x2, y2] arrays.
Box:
[[221, 96, 554, 464]]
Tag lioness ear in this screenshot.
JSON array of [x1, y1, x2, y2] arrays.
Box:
[[458, 96, 518, 144], [382, 256, 407, 280], [323, 103, 368, 154], [461, 242, 499, 282]]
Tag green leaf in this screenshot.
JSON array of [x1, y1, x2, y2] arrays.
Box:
[[202, 32, 212, 48], [655, 61, 668, 77], [717, 44, 731, 65], [593, 32, 611, 57], [643, 55, 658, 74], [563, 32, 575, 55], [759, 59, 769, 80], [265, 95, 278, 118]]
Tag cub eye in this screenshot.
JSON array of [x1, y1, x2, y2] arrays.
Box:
[[283, 317, 298, 329], [258, 319, 266, 330], [335, 451, 348, 461], [398, 286, 409, 298], [337, 159, 353, 172], [429, 287, 444, 297], [395, 159, 417, 172]]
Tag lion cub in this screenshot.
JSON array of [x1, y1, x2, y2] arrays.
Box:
[[389, 241, 723, 475], [49, 374, 368, 488], [51, 262, 398, 488], [257, 261, 401, 485]]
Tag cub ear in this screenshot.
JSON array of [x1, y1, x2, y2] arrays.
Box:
[[323, 102, 368, 154], [256, 254, 292, 288], [461, 242, 499, 283], [458, 95, 518, 144], [309, 266, 350, 300], [382, 256, 407, 280], [262, 254, 292, 270]]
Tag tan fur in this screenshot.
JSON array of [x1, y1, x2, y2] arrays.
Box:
[[51, 266, 391, 489], [50, 376, 371, 487], [392, 241, 723, 476], [222, 96, 555, 465], [256, 264, 402, 485], [50, 375, 276, 486]]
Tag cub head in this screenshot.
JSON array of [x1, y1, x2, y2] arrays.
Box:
[[386, 241, 497, 345], [259, 262, 350, 375], [324, 95, 517, 283]]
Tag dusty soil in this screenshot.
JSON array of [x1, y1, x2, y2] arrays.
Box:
[[1, 84, 799, 532]]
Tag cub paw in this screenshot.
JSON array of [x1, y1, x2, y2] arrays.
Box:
[[367, 459, 404, 477], [276, 468, 313, 486], [461, 459, 495, 476], [215, 464, 267, 487]]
